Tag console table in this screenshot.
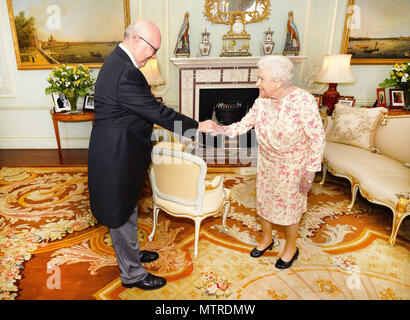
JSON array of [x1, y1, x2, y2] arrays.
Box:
[[49, 110, 94, 163], [362, 107, 410, 116], [386, 109, 410, 116]]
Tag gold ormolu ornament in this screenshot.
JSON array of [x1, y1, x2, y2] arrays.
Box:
[[221, 15, 251, 57], [203, 0, 271, 57]]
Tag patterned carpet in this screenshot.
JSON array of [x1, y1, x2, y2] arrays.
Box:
[[0, 166, 409, 300]]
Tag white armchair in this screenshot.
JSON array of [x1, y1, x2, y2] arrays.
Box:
[[148, 142, 231, 257]]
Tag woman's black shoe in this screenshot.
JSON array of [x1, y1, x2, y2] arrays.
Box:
[[275, 247, 299, 269], [250, 240, 274, 258]]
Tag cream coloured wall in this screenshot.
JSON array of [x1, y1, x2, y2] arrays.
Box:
[[0, 0, 396, 149]]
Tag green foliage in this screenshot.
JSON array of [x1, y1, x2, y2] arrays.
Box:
[[44, 64, 95, 98], [14, 11, 36, 49], [379, 62, 410, 92]]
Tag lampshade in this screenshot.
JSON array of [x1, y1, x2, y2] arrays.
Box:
[[315, 54, 355, 83], [140, 58, 165, 86]]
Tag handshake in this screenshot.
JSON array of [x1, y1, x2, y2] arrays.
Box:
[[198, 120, 232, 136]]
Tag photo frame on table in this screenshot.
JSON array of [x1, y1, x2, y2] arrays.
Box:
[[312, 94, 322, 108], [389, 89, 405, 109], [336, 96, 356, 107], [83, 95, 95, 111], [376, 88, 387, 107], [6, 0, 130, 70], [340, 0, 410, 65], [52, 93, 71, 112]]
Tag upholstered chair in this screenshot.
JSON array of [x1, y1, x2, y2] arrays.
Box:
[[148, 142, 231, 257]]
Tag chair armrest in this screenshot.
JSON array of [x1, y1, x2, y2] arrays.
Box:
[[153, 141, 186, 151], [205, 176, 222, 190]]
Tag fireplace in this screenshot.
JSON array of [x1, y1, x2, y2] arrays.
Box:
[[199, 87, 259, 150], [199, 88, 258, 124], [170, 56, 305, 164]]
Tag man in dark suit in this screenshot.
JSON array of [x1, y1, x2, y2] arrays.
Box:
[[88, 19, 216, 291]]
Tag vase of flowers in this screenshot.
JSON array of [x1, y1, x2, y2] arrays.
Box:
[[45, 64, 95, 113], [379, 62, 410, 110]]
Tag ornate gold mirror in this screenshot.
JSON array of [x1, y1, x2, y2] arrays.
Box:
[[204, 0, 271, 57], [204, 0, 271, 25]]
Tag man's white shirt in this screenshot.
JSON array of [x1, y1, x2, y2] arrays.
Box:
[[119, 43, 138, 69]]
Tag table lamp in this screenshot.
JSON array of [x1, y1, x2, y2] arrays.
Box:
[[140, 58, 165, 97], [315, 54, 355, 115]]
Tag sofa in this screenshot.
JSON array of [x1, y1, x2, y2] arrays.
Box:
[[320, 104, 410, 245]]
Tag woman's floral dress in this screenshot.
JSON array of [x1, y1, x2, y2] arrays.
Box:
[[228, 88, 326, 225]]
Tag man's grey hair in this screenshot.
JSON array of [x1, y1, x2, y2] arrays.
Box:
[[124, 23, 137, 39], [257, 55, 295, 86]]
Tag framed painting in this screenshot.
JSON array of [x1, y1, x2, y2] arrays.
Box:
[[336, 96, 356, 107], [376, 88, 387, 107], [7, 0, 130, 70], [52, 93, 70, 112], [340, 0, 410, 64], [83, 95, 94, 111], [389, 89, 405, 109]]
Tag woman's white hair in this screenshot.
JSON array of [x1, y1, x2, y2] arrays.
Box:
[[257, 55, 295, 86]]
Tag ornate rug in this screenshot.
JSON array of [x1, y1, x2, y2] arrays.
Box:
[[0, 166, 409, 300]]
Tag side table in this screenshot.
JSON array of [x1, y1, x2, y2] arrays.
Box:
[[386, 109, 410, 116], [49, 109, 94, 163]]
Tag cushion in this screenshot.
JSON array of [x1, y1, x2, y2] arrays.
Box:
[[155, 187, 230, 217], [324, 141, 410, 206], [374, 116, 410, 164], [326, 104, 387, 150]]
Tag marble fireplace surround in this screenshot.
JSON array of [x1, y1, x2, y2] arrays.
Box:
[[170, 56, 306, 121]]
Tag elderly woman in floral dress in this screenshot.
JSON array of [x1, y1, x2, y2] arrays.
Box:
[[216, 55, 326, 269]]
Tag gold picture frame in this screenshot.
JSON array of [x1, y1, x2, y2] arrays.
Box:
[[7, 0, 130, 70], [340, 0, 410, 65]]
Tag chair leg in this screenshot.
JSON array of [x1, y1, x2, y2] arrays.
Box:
[[148, 205, 159, 242], [347, 184, 359, 211], [388, 204, 408, 246], [222, 201, 230, 232], [319, 162, 327, 186], [193, 218, 202, 258]]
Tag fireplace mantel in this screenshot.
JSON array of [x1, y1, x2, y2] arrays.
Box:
[[171, 56, 307, 120], [171, 56, 306, 68]]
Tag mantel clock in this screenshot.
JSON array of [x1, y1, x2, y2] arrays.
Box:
[[222, 15, 251, 57], [203, 0, 271, 57]]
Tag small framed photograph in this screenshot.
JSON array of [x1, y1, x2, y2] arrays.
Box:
[[336, 96, 356, 107], [389, 89, 405, 109], [312, 94, 322, 108], [83, 95, 95, 111], [52, 93, 71, 113], [376, 88, 387, 107]]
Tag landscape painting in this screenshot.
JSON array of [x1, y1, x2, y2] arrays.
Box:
[[7, 0, 130, 69], [341, 0, 410, 64]]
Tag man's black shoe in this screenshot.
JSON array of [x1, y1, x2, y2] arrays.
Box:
[[122, 273, 166, 290], [140, 250, 159, 263]]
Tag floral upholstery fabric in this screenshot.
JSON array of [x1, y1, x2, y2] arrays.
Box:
[[327, 104, 387, 150]]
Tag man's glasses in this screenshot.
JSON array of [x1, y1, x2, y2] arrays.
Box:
[[136, 35, 159, 55]]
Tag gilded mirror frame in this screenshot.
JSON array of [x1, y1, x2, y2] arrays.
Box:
[[204, 0, 271, 25]]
